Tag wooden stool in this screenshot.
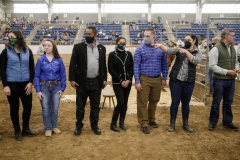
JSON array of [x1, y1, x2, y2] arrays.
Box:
[[102, 94, 115, 109]]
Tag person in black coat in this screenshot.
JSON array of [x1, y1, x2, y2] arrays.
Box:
[[108, 37, 133, 132], [69, 26, 107, 136]]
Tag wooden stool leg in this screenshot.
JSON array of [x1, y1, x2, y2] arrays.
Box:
[[112, 97, 115, 108], [102, 97, 106, 109], [109, 97, 111, 109]]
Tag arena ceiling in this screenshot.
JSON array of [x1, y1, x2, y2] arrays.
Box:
[[3, 0, 240, 4]]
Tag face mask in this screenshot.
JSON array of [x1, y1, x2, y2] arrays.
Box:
[[9, 38, 17, 46], [167, 42, 171, 47], [143, 37, 151, 45], [212, 43, 215, 46], [85, 36, 95, 43], [117, 44, 126, 51], [184, 41, 192, 49]]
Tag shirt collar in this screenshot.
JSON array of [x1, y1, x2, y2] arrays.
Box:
[[42, 54, 56, 61], [85, 40, 99, 47], [8, 45, 22, 52], [144, 44, 154, 48]]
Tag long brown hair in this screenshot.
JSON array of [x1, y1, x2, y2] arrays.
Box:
[[45, 39, 61, 58], [185, 33, 198, 47], [10, 30, 28, 53]]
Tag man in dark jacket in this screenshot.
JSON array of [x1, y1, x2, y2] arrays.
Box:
[[69, 26, 107, 136]]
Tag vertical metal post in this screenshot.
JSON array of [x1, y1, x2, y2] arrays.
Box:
[[175, 28, 178, 41], [204, 15, 210, 106]]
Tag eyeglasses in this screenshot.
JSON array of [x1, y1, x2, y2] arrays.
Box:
[[228, 34, 235, 37]]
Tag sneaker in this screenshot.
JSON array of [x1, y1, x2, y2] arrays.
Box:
[[141, 127, 150, 134], [208, 123, 216, 131], [53, 128, 61, 134], [149, 122, 159, 128], [223, 124, 239, 131], [45, 130, 52, 137]]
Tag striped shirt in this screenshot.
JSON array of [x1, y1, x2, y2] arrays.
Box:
[[134, 44, 168, 84], [167, 47, 202, 81]]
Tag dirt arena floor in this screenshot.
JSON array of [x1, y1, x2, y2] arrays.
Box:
[[0, 54, 240, 160]]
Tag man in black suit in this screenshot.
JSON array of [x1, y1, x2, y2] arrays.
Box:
[[69, 26, 107, 136]]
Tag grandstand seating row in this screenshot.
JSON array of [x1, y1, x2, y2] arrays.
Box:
[[2, 22, 240, 44]]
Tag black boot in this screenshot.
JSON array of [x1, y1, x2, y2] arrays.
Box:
[[14, 125, 22, 141], [22, 124, 36, 136], [119, 107, 127, 131], [110, 110, 120, 132], [168, 119, 176, 132], [182, 120, 194, 133]]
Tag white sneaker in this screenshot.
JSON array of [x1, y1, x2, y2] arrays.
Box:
[[53, 128, 61, 134], [45, 130, 52, 137]]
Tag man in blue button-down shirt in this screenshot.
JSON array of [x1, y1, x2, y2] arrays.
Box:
[[134, 28, 168, 134]]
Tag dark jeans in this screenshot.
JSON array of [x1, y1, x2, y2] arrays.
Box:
[[209, 78, 235, 125], [75, 77, 101, 129], [169, 79, 195, 120], [6, 82, 33, 130], [208, 69, 214, 93], [112, 83, 131, 113]]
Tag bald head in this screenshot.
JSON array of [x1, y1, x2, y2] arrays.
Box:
[[211, 37, 220, 45]]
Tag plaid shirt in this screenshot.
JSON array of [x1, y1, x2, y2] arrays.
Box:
[[134, 44, 168, 84]]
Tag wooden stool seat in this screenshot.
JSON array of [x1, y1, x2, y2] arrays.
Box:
[[102, 94, 115, 109]]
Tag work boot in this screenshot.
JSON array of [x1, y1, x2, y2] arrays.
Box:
[[168, 119, 176, 132], [119, 107, 127, 131], [182, 120, 194, 133], [14, 125, 22, 141], [110, 110, 120, 132], [22, 124, 36, 136]]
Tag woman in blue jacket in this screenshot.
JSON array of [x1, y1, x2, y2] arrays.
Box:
[[34, 39, 66, 137], [0, 30, 35, 141]]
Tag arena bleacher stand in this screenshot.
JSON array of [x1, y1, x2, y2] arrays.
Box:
[[215, 23, 240, 43], [31, 25, 78, 45], [82, 23, 122, 45], [173, 23, 215, 41], [130, 22, 167, 45]]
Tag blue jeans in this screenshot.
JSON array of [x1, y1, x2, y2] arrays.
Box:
[[209, 78, 235, 125], [208, 69, 214, 93], [40, 82, 61, 131], [169, 79, 195, 120]]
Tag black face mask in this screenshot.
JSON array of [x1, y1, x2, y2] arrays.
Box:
[[184, 41, 192, 49], [85, 36, 95, 43], [212, 43, 215, 46]]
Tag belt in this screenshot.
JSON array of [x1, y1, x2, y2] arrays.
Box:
[[141, 75, 160, 78], [40, 80, 60, 85], [86, 76, 98, 80]]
